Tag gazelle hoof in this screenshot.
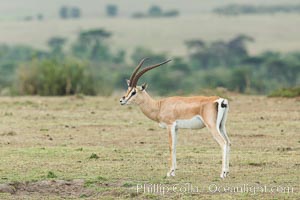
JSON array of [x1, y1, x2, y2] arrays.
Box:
[[167, 169, 175, 177], [220, 170, 229, 179]]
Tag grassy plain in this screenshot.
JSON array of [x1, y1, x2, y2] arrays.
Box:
[[0, 94, 299, 199]]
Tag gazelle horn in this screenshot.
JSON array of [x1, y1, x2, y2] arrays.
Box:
[[131, 59, 171, 87], [129, 58, 149, 87]]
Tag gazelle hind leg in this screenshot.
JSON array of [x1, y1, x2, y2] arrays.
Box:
[[219, 108, 230, 178], [205, 99, 230, 178], [208, 126, 229, 178], [215, 99, 230, 175]]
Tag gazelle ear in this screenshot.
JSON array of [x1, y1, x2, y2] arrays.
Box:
[[126, 79, 130, 86], [141, 83, 148, 90]]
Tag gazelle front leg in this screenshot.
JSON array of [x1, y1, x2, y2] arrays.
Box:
[[167, 123, 177, 177]]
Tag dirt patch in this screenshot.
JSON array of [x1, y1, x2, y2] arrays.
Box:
[[0, 179, 94, 198], [0, 131, 17, 136]]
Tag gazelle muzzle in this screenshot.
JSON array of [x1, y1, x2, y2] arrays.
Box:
[[120, 89, 136, 105]]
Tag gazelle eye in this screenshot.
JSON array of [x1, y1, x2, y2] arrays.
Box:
[[132, 90, 136, 95]]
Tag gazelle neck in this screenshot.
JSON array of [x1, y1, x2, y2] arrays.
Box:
[[136, 90, 160, 122]]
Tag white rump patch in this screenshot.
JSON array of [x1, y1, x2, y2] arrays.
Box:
[[176, 115, 205, 129]]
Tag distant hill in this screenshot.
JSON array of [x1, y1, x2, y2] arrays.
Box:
[[0, 0, 298, 20], [0, 0, 299, 56]]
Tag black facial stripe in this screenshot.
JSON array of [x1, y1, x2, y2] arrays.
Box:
[[126, 89, 136, 102]]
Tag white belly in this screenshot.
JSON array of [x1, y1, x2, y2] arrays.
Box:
[[159, 115, 205, 129], [176, 115, 205, 129]]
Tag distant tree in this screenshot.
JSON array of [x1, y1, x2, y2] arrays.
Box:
[[59, 6, 69, 19], [106, 4, 118, 17], [185, 39, 211, 69], [228, 67, 251, 93], [185, 35, 253, 69], [132, 5, 178, 19], [210, 41, 230, 66], [37, 13, 44, 21], [71, 29, 112, 61], [227, 34, 254, 58], [59, 6, 81, 19], [148, 5, 163, 17], [70, 7, 81, 19], [265, 58, 287, 80], [47, 37, 66, 58]]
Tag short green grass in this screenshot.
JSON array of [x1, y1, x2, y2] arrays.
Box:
[[0, 95, 299, 199]]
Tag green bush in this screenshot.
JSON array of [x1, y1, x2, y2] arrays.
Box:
[[268, 87, 300, 98], [1, 31, 300, 96], [16, 59, 96, 96]]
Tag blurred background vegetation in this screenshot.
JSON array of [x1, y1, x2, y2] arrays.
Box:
[[0, 0, 299, 96]]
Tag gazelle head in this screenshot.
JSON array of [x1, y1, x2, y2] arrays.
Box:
[[120, 58, 171, 105]]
